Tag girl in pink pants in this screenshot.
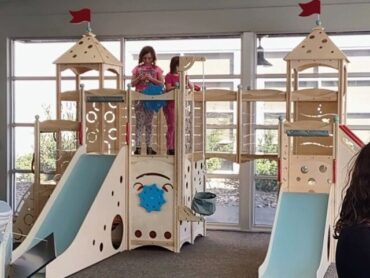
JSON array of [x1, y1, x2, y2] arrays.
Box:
[[131, 46, 163, 155], [164, 56, 199, 155]]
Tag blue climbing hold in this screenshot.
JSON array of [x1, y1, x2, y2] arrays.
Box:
[[139, 184, 166, 212]]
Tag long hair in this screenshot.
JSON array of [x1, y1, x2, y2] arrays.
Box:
[[170, 56, 180, 74], [334, 142, 370, 238], [138, 46, 157, 65]]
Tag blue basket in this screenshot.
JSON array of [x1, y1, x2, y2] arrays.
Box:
[[191, 192, 216, 216], [142, 84, 166, 112]]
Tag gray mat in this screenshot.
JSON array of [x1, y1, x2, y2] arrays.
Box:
[[70, 231, 338, 278]]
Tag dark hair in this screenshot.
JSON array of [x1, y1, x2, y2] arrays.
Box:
[[334, 142, 370, 238], [170, 56, 179, 74], [138, 46, 157, 65]]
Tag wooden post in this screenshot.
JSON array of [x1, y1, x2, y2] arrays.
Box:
[[343, 65, 348, 124], [116, 72, 123, 152], [33, 115, 41, 217], [55, 65, 62, 177], [331, 115, 339, 262], [157, 109, 163, 155], [175, 68, 187, 251], [191, 91, 195, 156], [286, 62, 292, 122], [338, 60, 345, 124], [56, 65, 61, 121], [99, 64, 105, 153], [126, 84, 132, 250], [278, 116, 284, 191], [76, 74, 81, 121], [80, 84, 86, 146], [236, 86, 242, 163]]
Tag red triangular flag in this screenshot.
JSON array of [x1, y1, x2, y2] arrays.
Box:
[[299, 0, 321, 17], [69, 8, 91, 24]]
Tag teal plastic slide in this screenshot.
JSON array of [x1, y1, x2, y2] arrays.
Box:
[[261, 192, 329, 278], [27, 154, 115, 255]]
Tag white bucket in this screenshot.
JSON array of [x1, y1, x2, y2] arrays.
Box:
[[0, 201, 12, 233]]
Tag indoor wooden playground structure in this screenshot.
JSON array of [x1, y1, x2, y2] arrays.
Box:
[[0, 26, 364, 278]]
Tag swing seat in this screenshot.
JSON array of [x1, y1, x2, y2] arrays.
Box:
[[191, 192, 216, 216]]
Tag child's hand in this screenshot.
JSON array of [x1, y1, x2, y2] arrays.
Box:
[[194, 84, 201, 91], [139, 74, 146, 81], [144, 73, 151, 81]]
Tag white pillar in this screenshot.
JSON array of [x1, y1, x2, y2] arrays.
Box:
[[239, 32, 256, 231]]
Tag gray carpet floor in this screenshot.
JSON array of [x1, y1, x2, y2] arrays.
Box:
[[70, 231, 338, 278]]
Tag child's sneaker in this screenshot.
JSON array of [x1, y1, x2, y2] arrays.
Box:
[[134, 147, 141, 155], [167, 149, 175, 155], [146, 147, 157, 155]]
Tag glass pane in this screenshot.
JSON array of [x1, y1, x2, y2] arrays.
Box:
[[103, 79, 120, 88], [60, 80, 77, 92], [15, 173, 34, 211], [351, 130, 370, 143], [15, 127, 34, 170], [205, 177, 239, 224], [15, 41, 120, 77], [101, 41, 121, 61], [331, 34, 370, 73], [343, 55, 370, 73], [258, 77, 337, 90], [254, 178, 278, 226], [15, 41, 74, 76], [40, 133, 56, 176], [206, 129, 236, 153], [61, 101, 77, 121], [207, 101, 236, 125], [125, 38, 241, 76], [80, 79, 118, 89], [256, 35, 370, 75], [255, 159, 278, 177], [60, 76, 118, 120], [255, 102, 285, 125], [186, 52, 235, 75], [60, 79, 118, 91], [255, 129, 278, 154], [256, 78, 286, 90], [207, 113, 234, 126], [256, 35, 370, 74], [14, 81, 56, 122], [257, 36, 304, 75], [206, 158, 239, 174], [207, 101, 236, 112], [194, 78, 240, 90], [347, 86, 370, 125], [39, 131, 78, 183]]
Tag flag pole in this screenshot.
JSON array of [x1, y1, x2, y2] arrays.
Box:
[[87, 22, 92, 33]]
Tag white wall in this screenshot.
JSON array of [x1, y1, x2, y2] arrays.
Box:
[[1, 0, 370, 200], [1, 0, 370, 38]]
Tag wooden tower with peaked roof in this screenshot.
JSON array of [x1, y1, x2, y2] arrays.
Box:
[[284, 26, 349, 155], [54, 32, 126, 155], [54, 32, 123, 118]]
